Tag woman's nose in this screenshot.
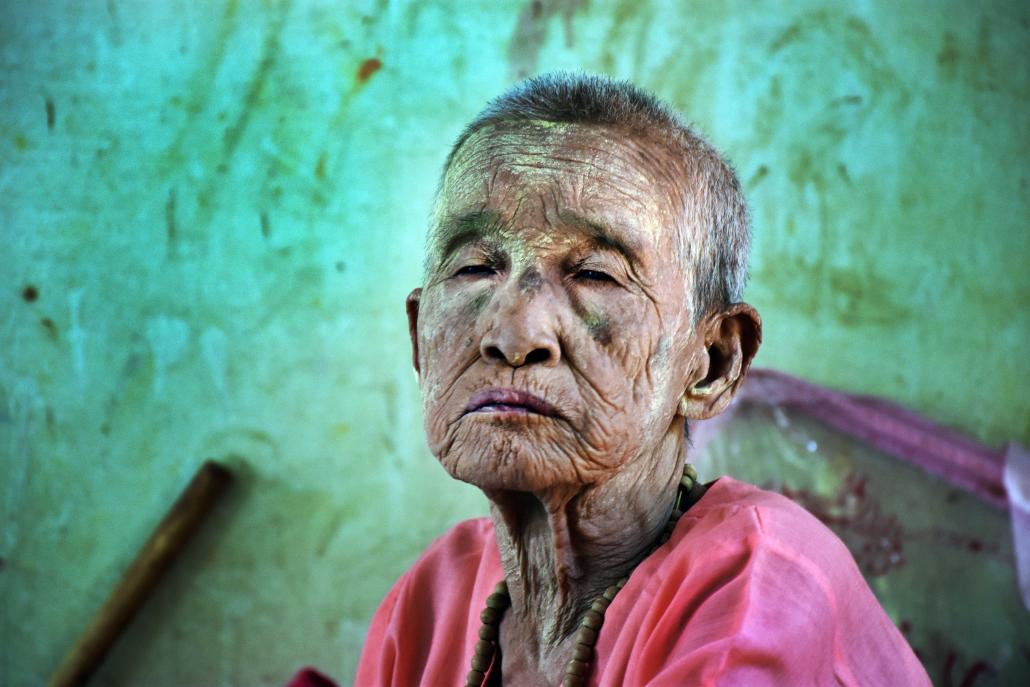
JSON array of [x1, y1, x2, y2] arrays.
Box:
[[479, 288, 561, 369]]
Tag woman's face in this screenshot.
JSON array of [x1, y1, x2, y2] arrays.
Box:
[[409, 122, 703, 493]]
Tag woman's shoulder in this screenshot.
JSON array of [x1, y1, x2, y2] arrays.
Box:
[[355, 518, 502, 685], [686, 476, 846, 545], [672, 475, 859, 582], [398, 516, 501, 590], [609, 477, 928, 686], [691, 474, 819, 517]]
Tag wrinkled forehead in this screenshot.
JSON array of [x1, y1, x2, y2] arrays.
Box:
[[432, 122, 691, 260]]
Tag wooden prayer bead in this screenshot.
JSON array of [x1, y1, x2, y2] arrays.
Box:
[[563, 675, 586, 687], [602, 585, 619, 601], [683, 463, 698, 482], [474, 639, 493, 656], [470, 653, 491, 671], [581, 609, 603, 629], [575, 626, 598, 646], [466, 668, 485, 686], [571, 644, 592, 662], [479, 607, 501, 625], [590, 597, 610, 613], [494, 581, 508, 594], [566, 658, 588, 676], [616, 577, 629, 588], [478, 624, 498, 641], [485, 592, 509, 609]]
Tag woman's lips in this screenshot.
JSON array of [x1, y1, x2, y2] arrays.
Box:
[[465, 388, 558, 417]]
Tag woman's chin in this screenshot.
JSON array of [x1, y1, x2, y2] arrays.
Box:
[[438, 447, 582, 494]]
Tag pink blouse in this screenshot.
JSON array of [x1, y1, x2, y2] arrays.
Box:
[[352, 477, 930, 686]]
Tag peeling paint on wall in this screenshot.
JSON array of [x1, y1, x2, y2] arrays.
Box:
[[0, 1, 1027, 685]]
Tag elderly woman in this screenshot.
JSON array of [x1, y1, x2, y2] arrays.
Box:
[[352, 74, 928, 686]]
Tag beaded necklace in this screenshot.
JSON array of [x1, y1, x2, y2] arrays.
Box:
[[466, 463, 706, 687]]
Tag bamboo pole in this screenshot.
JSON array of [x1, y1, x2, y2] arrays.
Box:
[[49, 460, 232, 687]]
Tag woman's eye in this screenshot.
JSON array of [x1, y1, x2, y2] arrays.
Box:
[[576, 269, 615, 283], [454, 264, 495, 277]]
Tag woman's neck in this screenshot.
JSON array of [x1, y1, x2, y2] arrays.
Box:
[[482, 434, 684, 680]]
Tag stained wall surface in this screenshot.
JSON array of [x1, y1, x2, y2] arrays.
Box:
[[1, 1, 1027, 685]]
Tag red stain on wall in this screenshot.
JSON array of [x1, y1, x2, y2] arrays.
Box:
[[357, 58, 382, 83]]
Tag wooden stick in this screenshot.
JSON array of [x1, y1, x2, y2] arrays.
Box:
[[49, 460, 232, 687]]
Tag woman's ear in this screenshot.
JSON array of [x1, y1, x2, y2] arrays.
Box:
[[406, 288, 422, 376], [678, 303, 762, 420]]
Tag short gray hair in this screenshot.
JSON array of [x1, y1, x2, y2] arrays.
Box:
[[438, 71, 751, 321]]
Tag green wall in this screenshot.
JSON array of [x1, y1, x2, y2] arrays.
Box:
[[1, 1, 1026, 685]]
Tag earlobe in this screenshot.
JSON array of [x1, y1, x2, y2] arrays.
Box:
[[677, 303, 762, 420], [406, 288, 423, 376], [676, 378, 726, 419]]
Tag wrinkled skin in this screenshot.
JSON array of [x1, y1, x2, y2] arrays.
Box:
[[407, 122, 760, 685]]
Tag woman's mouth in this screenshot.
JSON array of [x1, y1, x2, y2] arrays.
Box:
[[464, 388, 558, 417]]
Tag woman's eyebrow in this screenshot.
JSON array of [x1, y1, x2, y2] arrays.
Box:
[[437, 210, 505, 261], [557, 210, 643, 265]]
